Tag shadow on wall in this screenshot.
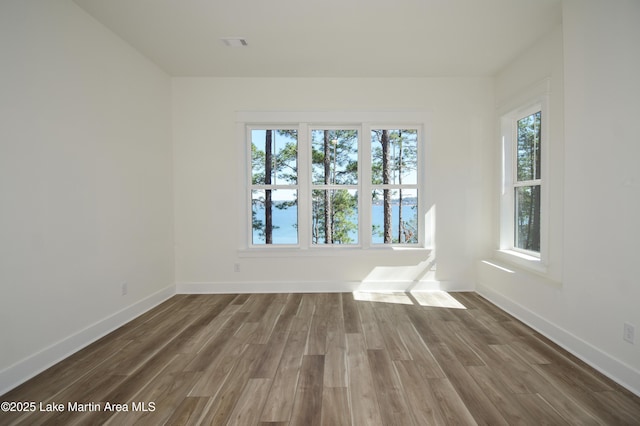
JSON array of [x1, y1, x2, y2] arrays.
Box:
[[358, 251, 437, 292]]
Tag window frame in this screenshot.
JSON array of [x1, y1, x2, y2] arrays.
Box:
[[369, 127, 420, 245], [498, 91, 549, 269], [308, 125, 361, 246], [237, 111, 429, 254], [248, 125, 300, 247]]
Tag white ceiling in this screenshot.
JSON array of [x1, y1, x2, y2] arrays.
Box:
[[73, 0, 562, 78]]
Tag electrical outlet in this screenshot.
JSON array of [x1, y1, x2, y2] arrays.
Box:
[[623, 323, 635, 344], [234, 263, 240, 273], [121, 282, 128, 296]]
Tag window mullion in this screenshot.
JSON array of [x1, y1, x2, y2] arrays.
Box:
[[361, 123, 371, 248], [513, 179, 541, 188], [242, 124, 251, 248], [298, 123, 310, 248], [312, 184, 359, 190]]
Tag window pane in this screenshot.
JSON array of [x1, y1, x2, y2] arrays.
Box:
[[371, 129, 418, 185], [252, 189, 298, 245], [372, 188, 418, 244], [251, 129, 298, 185], [516, 112, 541, 182], [514, 185, 541, 252], [311, 130, 358, 185], [311, 189, 358, 245]]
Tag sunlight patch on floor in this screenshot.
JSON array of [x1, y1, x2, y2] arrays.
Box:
[[352, 291, 414, 305], [352, 290, 467, 309], [410, 291, 467, 309]]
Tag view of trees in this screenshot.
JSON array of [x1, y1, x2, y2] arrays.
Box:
[[515, 111, 541, 252], [371, 129, 418, 244], [250, 127, 419, 245], [251, 129, 298, 244], [311, 130, 358, 244]]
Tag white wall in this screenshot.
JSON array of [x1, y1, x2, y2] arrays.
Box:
[[11, 0, 638, 402], [173, 78, 493, 293], [478, 1, 640, 395], [0, 0, 174, 393]]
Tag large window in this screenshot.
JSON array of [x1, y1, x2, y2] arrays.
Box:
[[244, 114, 424, 250], [500, 99, 547, 261]]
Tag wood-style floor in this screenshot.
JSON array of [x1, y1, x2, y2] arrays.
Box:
[[2, 292, 640, 425]]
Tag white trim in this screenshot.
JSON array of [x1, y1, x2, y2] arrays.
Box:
[[477, 285, 640, 397], [298, 123, 311, 248], [176, 279, 471, 294], [361, 123, 373, 247], [238, 121, 250, 249], [236, 110, 430, 124], [499, 86, 550, 266], [494, 249, 548, 275], [237, 246, 431, 258], [0, 285, 175, 396]]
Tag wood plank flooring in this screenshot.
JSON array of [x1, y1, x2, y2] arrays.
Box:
[[2, 292, 640, 425]]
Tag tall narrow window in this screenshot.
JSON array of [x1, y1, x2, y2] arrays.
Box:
[[250, 129, 298, 245], [500, 96, 546, 262], [310, 129, 359, 245], [514, 112, 541, 252], [371, 129, 419, 244]]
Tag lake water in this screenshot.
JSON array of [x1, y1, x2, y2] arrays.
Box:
[[252, 204, 417, 244]]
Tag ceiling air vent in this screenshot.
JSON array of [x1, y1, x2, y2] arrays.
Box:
[[221, 38, 248, 47]]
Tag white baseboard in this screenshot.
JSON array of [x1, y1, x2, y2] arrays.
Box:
[[176, 280, 473, 294], [476, 284, 640, 397], [177, 280, 359, 294], [0, 285, 175, 396]]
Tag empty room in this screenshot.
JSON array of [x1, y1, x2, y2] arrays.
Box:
[[1, 0, 639, 424]]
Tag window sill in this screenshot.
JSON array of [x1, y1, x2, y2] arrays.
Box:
[[495, 249, 547, 275], [238, 246, 432, 258]]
